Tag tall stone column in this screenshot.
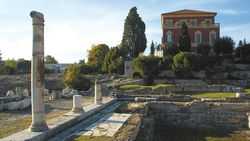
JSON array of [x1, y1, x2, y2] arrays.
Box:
[[29, 11, 48, 132], [95, 80, 102, 105]]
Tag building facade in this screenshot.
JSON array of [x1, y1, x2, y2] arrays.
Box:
[[161, 9, 220, 51]]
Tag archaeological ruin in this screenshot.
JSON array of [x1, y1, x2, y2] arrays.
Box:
[[1, 9, 250, 141]]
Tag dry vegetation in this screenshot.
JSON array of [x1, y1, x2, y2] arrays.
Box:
[[0, 96, 94, 139]]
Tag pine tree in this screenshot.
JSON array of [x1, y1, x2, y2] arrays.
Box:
[[0, 50, 3, 65], [120, 7, 147, 58], [178, 22, 191, 52], [243, 38, 247, 45], [238, 40, 243, 48], [150, 41, 155, 56]]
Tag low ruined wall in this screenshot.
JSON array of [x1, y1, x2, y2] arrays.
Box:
[[120, 85, 241, 96], [0, 97, 31, 111], [148, 102, 249, 130]]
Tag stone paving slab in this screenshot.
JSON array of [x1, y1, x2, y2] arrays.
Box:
[[81, 113, 131, 137]]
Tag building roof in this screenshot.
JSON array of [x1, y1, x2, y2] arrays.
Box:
[[162, 9, 217, 17]]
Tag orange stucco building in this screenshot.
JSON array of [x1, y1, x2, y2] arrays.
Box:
[[161, 9, 220, 50]]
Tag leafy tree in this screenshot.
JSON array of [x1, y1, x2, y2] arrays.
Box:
[[178, 22, 191, 52], [159, 55, 172, 70], [79, 63, 97, 74], [132, 56, 160, 85], [235, 44, 250, 63], [102, 47, 124, 74], [0, 50, 2, 64], [238, 40, 243, 48], [150, 41, 155, 56], [120, 7, 147, 58], [213, 36, 234, 56], [1, 59, 17, 74], [163, 45, 179, 57], [79, 59, 85, 64], [16, 59, 31, 74], [87, 44, 109, 72], [63, 64, 90, 91], [45, 55, 58, 64], [243, 39, 247, 45], [197, 44, 211, 56], [172, 52, 192, 77]]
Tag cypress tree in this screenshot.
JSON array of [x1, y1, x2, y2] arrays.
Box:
[[120, 7, 147, 58], [150, 41, 155, 56], [238, 40, 243, 48], [178, 22, 191, 52]]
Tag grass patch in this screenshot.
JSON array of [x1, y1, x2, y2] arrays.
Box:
[[73, 136, 112, 141], [244, 87, 250, 94], [0, 111, 66, 139], [192, 92, 235, 99], [118, 83, 174, 91], [0, 115, 31, 139]]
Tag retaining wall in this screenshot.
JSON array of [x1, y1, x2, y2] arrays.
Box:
[[148, 102, 250, 130]]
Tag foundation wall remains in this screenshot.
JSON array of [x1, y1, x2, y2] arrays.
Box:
[[148, 102, 250, 130]]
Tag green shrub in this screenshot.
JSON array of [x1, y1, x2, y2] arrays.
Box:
[[102, 47, 124, 74], [63, 64, 90, 91], [197, 44, 211, 56], [0, 59, 17, 74], [172, 52, 192, 77], [79, 63, 98, 74], [213, 36, 234, 56], [132, 56, 160, 84]]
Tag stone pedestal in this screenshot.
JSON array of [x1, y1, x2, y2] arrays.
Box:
[[235, 92, 245, 98], [29, 11, 48, 132], [72, 95, 83, 113], [95, 80, 102, 105], [247, 113, 250, 129]]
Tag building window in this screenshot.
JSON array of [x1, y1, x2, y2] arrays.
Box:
[[167, 31, 173, 43], [209, 31, 217, 45], [202, 19, 212, 26], [166, 19, 173, 27], [190, 19, 198, 27], [195, 31, 202, 44]]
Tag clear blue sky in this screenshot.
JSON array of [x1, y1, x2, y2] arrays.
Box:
[[0, 0, 249, 63]]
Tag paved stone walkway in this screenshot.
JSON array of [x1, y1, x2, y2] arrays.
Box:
[[81, 113, 131, 137]]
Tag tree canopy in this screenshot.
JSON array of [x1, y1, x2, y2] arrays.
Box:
[[45, 55, 58, 64], [87, 44, 109, 72], [120, 7, 147, 58], [102, 47, 124, 74], [197, 44, 211, 56], [178, 22, 191, 52], [235, 43, 250, 63], [63, 64, 90, 91], [150, 41, 155, 56], [213, 36, 234, 56], [132, 56, 160, 84]]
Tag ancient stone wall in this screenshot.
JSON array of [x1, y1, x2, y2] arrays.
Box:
[[148, 102, 250, 130], [0, 97, 31, 111], [119, 85, 241, 96]]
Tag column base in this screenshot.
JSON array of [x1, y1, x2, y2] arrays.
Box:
[[29, 122, 48, 132], [95, 101, 102, 105], [71, 108, 84, 113]]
